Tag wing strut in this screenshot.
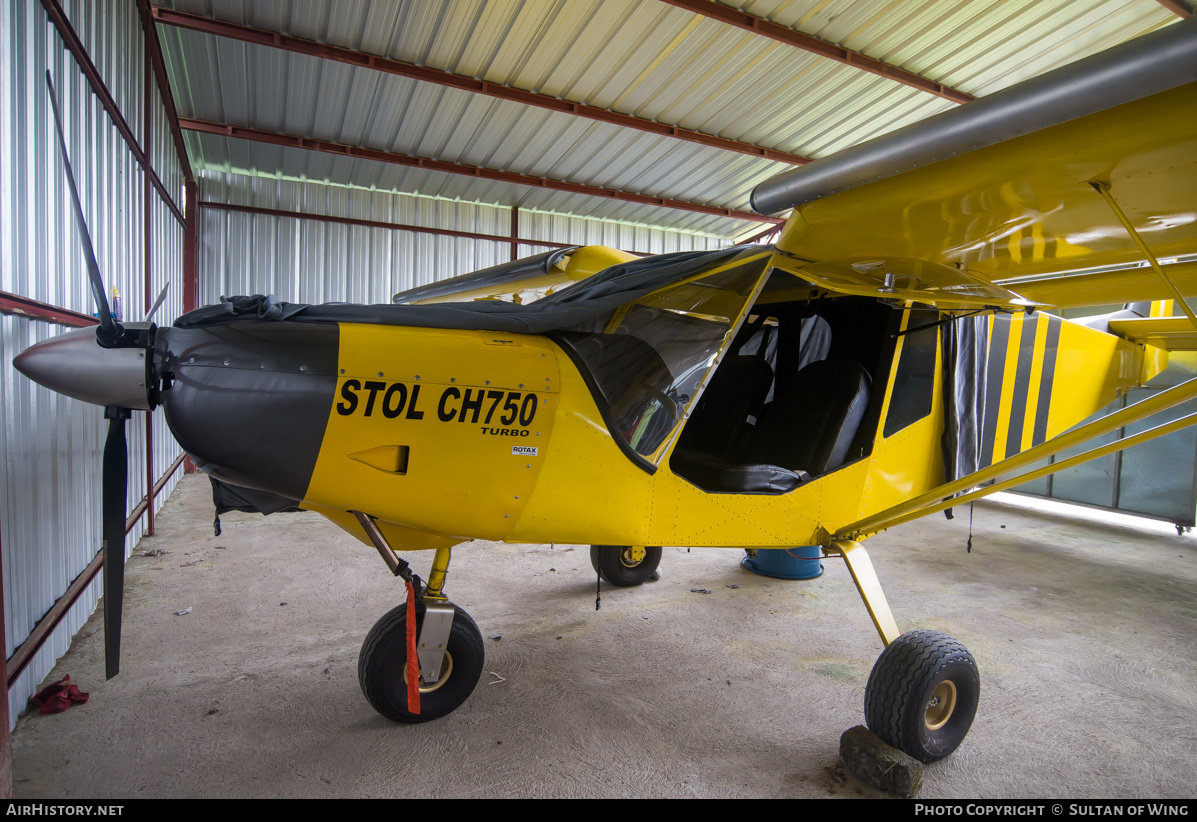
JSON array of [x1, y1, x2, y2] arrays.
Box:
[[837, 375, 1197, 540], [1089, 181, 1197, 330]]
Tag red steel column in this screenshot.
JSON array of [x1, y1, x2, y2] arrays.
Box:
[[183, 179, 199, 473], [0, 518, 12, 798], [510, 207, 519, 262], [144, 46, 156, 535], [183, 179, 199, 314]]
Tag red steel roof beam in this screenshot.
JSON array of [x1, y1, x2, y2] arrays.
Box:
[[658, 0, 975, 104], [40, 0, 187, 226], [178, 118, 785, 226], [0, 290, 98, 328], [735, 224, 781, 245], [201, 202, 655, 257], [149, 5, 811, 167], [1155, 0, 1193, 18], [136, 0, 194, 182], [200, 201, 576, 249]]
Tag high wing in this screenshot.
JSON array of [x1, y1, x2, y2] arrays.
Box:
[[753, 18, 1197, 312], [392, 246, 637, 306]]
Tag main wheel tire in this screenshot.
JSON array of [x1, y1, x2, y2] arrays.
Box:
[[863, 629, 980, 763], [590, 545, 662, 587], [358, 601, 484, 723]]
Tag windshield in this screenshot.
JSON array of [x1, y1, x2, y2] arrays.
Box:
[[555, 251, 771, 464]]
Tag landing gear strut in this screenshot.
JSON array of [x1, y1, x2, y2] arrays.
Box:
[[830, 539, 980, 762], [354, 514, 484, 723]]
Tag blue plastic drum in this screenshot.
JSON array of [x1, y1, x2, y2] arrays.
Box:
[[741, 545, 824, 580]]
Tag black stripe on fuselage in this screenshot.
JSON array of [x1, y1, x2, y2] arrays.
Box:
[[980, 316, 1011, 468], [1031, 314, 1062, 446], [1004, 315, 1040, 459]]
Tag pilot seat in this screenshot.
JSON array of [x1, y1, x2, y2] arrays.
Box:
[[671, 357, 872, 493]]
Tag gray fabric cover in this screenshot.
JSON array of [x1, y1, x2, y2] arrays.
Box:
[[175, 247, 760, 335], [940, 314, 988, 485], [210, 476, 303, 516]]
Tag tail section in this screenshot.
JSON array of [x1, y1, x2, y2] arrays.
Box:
[[977, 312, 1160, 469]]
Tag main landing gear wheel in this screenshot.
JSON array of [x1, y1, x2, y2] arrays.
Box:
[[358, 601, 484, 723], [590, 545, 662, 587], [863, 629, 980, 763]]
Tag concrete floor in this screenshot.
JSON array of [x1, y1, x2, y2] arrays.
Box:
[[10, 474, 1197, 798]]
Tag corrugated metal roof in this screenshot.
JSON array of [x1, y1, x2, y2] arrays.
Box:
[[155, 0, 1182, 239], [183, 132, 764, 235]]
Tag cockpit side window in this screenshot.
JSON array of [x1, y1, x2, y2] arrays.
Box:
[[883, 309, 939, 437], [553, 255, 770, 467]]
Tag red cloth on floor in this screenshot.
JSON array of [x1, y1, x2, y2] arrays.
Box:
[[29, 674, 89, 714]]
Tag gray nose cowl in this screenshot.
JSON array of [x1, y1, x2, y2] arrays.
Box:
[[157, 323, 339, 501], [13, 326, 151, 410]]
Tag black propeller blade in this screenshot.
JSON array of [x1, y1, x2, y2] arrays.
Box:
[[45, 71, 121, 345], [46, 71, 132, 679], [101, 407, 129, 680]]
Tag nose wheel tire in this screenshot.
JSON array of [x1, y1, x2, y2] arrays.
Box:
[[590, 545, 662, 587], [358, 601, 484, 723], [863, 629, 980, 763]]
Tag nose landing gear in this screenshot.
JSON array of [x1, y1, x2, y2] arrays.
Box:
[[358, 600, 484, 723], [354, 514, 485, 723]]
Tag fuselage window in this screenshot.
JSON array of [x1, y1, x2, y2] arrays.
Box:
[[882, 310, 938, 438]]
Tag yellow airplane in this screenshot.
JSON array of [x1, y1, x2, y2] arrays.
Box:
[[14, 19, 1197, 763]]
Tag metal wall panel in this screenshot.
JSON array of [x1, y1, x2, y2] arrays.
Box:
[[1119, 390, 1197, 522], [63, 0, 143, 149], [197, 170, 729, 306], [1, 0, 185, 727], [149, 62, 186, 217], [518, 209, 728, 255], [0, 316, 105, 727], [150, 195, 184, 505], [1013, 380, 1197, 530]]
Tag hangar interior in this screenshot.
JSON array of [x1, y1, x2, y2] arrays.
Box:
[[1, 0, 1195, 799]]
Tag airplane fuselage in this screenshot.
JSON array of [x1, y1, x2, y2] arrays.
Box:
[[154, 304, 1154, 555]]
